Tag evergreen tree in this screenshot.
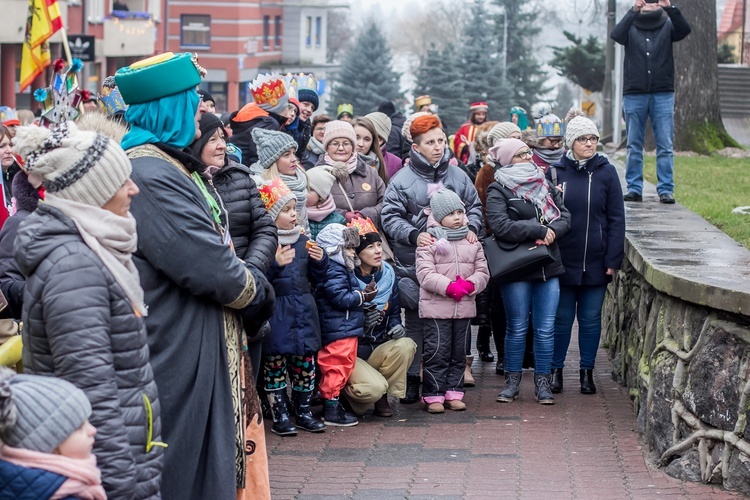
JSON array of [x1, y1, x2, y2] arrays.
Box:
[[414, 43, 467, 133], [492, 0, 550, 112], [460, 0, 511, 120], [330, 20, 402, 115], [550, 31, 605, 92]]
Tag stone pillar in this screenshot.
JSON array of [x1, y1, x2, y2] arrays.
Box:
[[0, 45, 17, 108]]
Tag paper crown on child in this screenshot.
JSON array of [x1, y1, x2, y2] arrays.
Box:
[[0, 107, 20, 127], [292, 73, 319, 110], [414, 95, 432, 109], [348, 217, 381, 254], [336, 103, 354, 118], [531, 102, 564, 138], [115, 52, 205, 105], [250, 73, 289, 115], [258, 178, 296, 221], [33, 58, 85, 128], [99, 76, 128, 117]]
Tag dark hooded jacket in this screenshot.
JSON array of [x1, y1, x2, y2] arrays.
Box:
[[0, 172, 42, 319], [210, 159, 277, 273], [228, 109, 286, 167], [381, 148, 484, 276], [15, 204, 163, 499], [547, 153, 625, 286], [315, 260, 365, 346], [354, 262, 402, 360], [610, 6, 691, 95]]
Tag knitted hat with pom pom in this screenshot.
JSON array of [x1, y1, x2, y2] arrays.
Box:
[[428, 183, 464, 223]]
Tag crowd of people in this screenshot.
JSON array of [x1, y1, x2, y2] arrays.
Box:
[[0, 1, 691, 497]]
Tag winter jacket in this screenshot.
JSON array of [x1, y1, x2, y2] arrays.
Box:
[[547, 154, 625, 287], [15, 204, 163, 500], [210, 159, 277, 273], [301, 147, 322, 170], [474, 162, 495, 236], [485, 176, 572, 282], [416, 214, 490, 319], [228, 110, 285, 167], [308, 210, 346, 241], [382, 148, 484, 275], [314, 260, 364, 346], [317, 154, 386, 228], [610, 6, 691, 95], [385, 112, 408, 159], [0, 172, 42, 319], [382, 145, 404, 179], [354, 261, 402, 360], [0, 458, 67, 500], [292, 119, 312, 157], [263, 235, 326, 355]]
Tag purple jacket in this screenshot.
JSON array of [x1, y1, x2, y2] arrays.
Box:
[[382, 146, 404, 179], [416, 214, 490, 319]]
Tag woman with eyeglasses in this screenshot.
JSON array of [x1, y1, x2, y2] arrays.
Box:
[[547, 112, 625, 395], [485, 138, 571, 405], [315, 120, 385, 228]]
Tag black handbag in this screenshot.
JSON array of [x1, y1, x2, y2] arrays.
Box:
[[483, 236, 555, 283]]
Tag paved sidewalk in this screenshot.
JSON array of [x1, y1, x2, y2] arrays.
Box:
[[266, 333, 740, 499]]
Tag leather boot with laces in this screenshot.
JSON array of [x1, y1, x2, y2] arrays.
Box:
[[535, 373, 555, 405], [496, 372, 522, 402]]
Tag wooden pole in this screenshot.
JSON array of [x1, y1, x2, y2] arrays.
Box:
[[59, 26, 73, 64]]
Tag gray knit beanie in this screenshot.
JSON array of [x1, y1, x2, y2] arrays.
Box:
[[364, 112, 392, 142], [487, 122, 521, 147], [306, 167, 337, 200], [565, 116, 600, 149], [251, 128, 298, 170], [0, 368, 92, 453], [315, 223, 360, 267], [429, 185, 465, 223], [13, 121, 132, 208]]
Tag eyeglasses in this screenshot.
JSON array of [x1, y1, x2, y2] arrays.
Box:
[[515, 149, 533, 159], [329, 141, 353, 150], [544, 137, 563, 145], [575, 135, 599, 145]]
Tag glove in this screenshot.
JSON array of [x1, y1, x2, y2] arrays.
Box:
[[361, 280, 378, 303], [445, 276, 466, 302], [364, 306, 384, 331], [387, 324, 406, 340], [455, 276, 475, 296]]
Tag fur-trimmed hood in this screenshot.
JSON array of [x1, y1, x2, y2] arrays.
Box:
[[76, 112, 128, 144]]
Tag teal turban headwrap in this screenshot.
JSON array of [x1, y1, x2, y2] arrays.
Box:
[[121, 89, 199, 151]]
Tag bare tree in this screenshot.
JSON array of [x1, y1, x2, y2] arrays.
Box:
[[327, 8, 354, 63]]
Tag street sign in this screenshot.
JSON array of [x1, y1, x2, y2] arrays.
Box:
[[69, 35, 96, 62]]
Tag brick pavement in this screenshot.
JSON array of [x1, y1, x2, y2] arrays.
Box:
[[265, 332, 741, 499]]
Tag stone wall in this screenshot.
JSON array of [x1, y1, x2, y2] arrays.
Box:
[[602, 194, 750, 494]]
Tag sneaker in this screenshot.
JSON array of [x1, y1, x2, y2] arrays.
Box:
[[623, 191, 643, 202], [323, 399, 358, 427], [426, 402, 445, 414], [444, 399, 466, 411], [659, 193, 675, 204]]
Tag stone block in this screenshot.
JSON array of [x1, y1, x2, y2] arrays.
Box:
[[664, 449, 702, 483]]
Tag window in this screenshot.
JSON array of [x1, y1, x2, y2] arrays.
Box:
[[87, 0, 104, 22], [180, 14, 211, 49], [263, 16, 270, 49], [305, 16, 312, 48], [274, 16, 281, 48], [314, 16, 322, 48]]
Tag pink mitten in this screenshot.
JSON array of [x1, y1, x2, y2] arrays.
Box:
[[456, 276, 475, 296], [445, 278, 464, 302]]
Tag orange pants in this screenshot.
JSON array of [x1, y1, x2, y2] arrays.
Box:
[[317, 337, 358, 399]]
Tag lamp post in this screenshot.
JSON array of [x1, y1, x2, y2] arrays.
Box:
[[603, 0, 616, 140]]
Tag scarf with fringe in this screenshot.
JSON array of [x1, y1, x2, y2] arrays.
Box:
[[493, 161, 561, 224]]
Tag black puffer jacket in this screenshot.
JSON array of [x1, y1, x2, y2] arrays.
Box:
[[211, 159, 277, 273], [0, 172, 42, 319], [610, 6, 691, 95], [15, 204, 163, 499], [228, 113, 285, 167], [485, 175, 572, 282]]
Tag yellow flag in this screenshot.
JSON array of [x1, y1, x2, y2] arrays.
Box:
[[20, 0, 63, 91]]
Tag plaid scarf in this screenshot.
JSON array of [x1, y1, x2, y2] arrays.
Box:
[[493, 162, 561, 224]]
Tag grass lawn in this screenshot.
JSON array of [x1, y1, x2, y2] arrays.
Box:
[[642, 155, 750, 249]]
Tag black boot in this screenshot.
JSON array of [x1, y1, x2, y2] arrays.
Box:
[[400, 374, 421, 404], [258, 386, 272, 420], [292, 390, 325, 433], [534, 373, 555, 405], [477, 326, 495, 362], [580, 369, 596, 394], [323, 398, 358, 427], [550, 368, 563, 394], [268, 389, 297, 436], [495, 358, 505, 375]]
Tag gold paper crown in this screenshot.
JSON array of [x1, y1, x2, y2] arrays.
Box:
[[347, 217, 378, 236], [414, 95, 432, 109], [337, 103, 354, 117], [250, 73, 287, 108]]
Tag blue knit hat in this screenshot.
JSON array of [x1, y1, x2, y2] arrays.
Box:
[[251, 128, 298, 170]]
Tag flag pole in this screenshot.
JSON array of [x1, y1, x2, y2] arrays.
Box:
[[59, 26, 73, 64]]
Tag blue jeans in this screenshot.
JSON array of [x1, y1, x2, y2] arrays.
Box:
[[623, 92, 675, 196], [500, 278, 559, 374], [552, 285, 608, 371]]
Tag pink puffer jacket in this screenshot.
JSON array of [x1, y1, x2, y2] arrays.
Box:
[[416, 215, 490, 319]]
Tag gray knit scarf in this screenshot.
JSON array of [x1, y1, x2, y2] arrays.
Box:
[[534, 146, 565, 166], [277, 226, 303, 246], [279, 169, 310, 232], [308, 136, 325, 155], [427, 225, 469, 241], [493, 162, 561, 224]]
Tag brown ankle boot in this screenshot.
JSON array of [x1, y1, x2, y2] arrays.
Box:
[[464, 355, 475, 387], [374, 394, 393, 417]]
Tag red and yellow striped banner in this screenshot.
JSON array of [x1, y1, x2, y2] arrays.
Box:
[[20, 0, 63, 91]]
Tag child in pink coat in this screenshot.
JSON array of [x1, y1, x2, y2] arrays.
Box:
[[416, 186, 490, 413]]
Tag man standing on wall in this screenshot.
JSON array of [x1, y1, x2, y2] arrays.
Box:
[[611, 0, 691, 204]]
